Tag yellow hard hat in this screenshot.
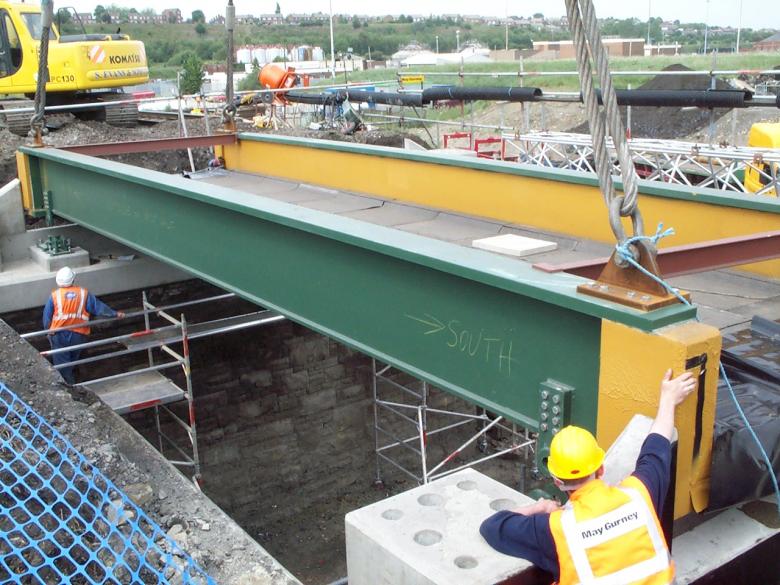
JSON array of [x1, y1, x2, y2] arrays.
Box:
[[547, 426, 605, 480]]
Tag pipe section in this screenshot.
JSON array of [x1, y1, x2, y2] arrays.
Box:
[[596, 89, 753, 108], [421, 86, 542, 103]]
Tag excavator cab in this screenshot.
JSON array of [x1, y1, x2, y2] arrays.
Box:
[[0, 0, 149, 134]]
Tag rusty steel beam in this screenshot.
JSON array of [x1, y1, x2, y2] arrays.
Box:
[[60, 134, 237, 156], [534, 231, 780, 279]]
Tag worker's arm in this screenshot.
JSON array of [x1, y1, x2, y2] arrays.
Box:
[[633, 369, 697, 513], [650, 369, 697, 441], [480, 511, 559, 579], [85, 293, 122, 319], [42, 297, 54, 330]]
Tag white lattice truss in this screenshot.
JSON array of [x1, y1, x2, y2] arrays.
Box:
[[501, 132, 780, 196]]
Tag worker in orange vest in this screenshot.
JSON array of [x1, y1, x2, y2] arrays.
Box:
[[42, 266, 125, 384], [481, 369, 697, 584]]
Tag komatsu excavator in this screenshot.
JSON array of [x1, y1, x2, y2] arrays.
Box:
[[0, 1, 149, 134]]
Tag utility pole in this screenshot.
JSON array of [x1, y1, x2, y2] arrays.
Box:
[[328, 0, 335, 78], [435, 35, 439, 53], [456, 29, 460, 52], [736, 0, 743, 53], [646, 0, 651, 46], [703, 0, 710, 54]]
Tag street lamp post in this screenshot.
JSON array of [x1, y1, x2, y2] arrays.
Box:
[[456, 29, 460, 52], [703, 0, 710, 54], [328, 0, 335, 78], [435, 35, 439, 54], [736, 0, 743, 53]]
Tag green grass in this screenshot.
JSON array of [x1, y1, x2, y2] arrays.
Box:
[[338, 52, 780, 92]]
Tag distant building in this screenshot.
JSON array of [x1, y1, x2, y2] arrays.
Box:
[[77, 12, 94, 23], [645, 44, 682, 56], [532, 38, 644, 59], [236, 14, 255, 25], [257, 14, 283, 25], [209, 15, 225, 25], [754, 32, 780, 52], [161, 8, 183, 24]]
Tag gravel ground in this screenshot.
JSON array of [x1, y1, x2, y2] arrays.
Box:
[[0, 319, 300, 585]]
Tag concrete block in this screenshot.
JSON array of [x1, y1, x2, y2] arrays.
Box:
[[0, 179, 24, 238], [29, 245, 91, 272], [346, 468, 534, 585], [602, 414, 677, 486], [471, 233, 557, 257]]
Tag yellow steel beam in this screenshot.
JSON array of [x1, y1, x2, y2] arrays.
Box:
[[223, 137, 780, 278], [598, 319, 721, 518]]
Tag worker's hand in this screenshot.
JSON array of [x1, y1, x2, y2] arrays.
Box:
[[515, 498, 561, 516], [117, 311, 126, 319], [660, 369, 697, 406], [534, 498, 562, 514]]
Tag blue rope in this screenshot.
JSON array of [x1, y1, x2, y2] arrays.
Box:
[[616, 223, 780, 515]]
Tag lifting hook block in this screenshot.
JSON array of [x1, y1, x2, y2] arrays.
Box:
[[577, 239, 691, 311]]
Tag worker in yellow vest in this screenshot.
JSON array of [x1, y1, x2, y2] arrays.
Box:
[[42, 266, 125, 384], [481, 369, 697, 584]]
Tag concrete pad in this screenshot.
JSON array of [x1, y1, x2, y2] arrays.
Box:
[[673, 500, 779, 584], [472, 234, 557, 258], [345, 468, 535, 585], [0, 179, 24, 238], [695, 306, 751, 331], [199, 171, 299, 196], [342, 203, 439, 226], [602, 414, 656, 486], [29, 245, 90, 272], [398, 214, 501, 242], [0, 256, 189, 313], [300, 193, 382, 214]]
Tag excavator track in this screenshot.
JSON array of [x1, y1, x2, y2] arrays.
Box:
[[97, 94, 139, 127], [0, 99, 34, 136]]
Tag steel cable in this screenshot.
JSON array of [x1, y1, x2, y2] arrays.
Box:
[[565, 0, 646, 245], [31, 0, 54, 139]]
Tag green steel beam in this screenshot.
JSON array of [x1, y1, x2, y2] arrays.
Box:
[[21, 147, 695, 431]]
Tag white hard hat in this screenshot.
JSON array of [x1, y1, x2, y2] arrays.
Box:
[[55, 266, 75, 287]]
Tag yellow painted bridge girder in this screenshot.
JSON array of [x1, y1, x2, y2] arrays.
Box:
[[221, 135, 780, 278]]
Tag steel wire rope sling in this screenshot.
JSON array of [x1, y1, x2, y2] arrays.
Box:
[[564, 0, 643, 249], [31, 0, 54, 145]]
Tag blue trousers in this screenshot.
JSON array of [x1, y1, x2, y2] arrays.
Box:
[[49, 331, 87, 384]]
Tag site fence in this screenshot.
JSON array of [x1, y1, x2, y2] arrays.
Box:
[[0, 382, 214, 584]]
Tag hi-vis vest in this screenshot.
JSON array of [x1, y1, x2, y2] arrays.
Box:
[[49, 287, 91, 336], [549, 476, 674, 585]]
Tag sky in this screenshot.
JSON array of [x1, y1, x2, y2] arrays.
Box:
[[61, 0, 779, 30]]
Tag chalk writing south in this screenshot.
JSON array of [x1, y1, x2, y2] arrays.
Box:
[[405, 313, 517, 376]]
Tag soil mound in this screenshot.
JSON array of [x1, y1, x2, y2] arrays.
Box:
[[570, 63, 734, 139]]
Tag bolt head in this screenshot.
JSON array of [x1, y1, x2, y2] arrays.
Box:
[[641, 295, 651, 301], [541, 412, 548, 421], [552, 416, 560, 425], [541, 401, 548, 411], [540, 423, 548, 431], [540, 390, 549, 399], [552, 395, 560, 404], [552, 405, 560, 415], [627, 291, 636, 297]]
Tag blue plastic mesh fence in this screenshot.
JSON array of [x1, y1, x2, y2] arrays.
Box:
[[0, 382, 215, 584]]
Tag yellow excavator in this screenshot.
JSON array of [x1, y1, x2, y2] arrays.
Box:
[[0, 1, 148, 134]]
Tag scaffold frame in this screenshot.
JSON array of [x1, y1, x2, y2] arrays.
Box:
[[371, 359, 535, 486]]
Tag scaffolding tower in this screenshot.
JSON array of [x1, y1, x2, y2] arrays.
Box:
[[372, 359, 535, 486]]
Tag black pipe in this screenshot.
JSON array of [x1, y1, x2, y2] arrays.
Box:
[[346, 89, 423, 107], [594, 89, 753, 109], [286, 90, 346, 105], [422, 86, 542, 104]]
